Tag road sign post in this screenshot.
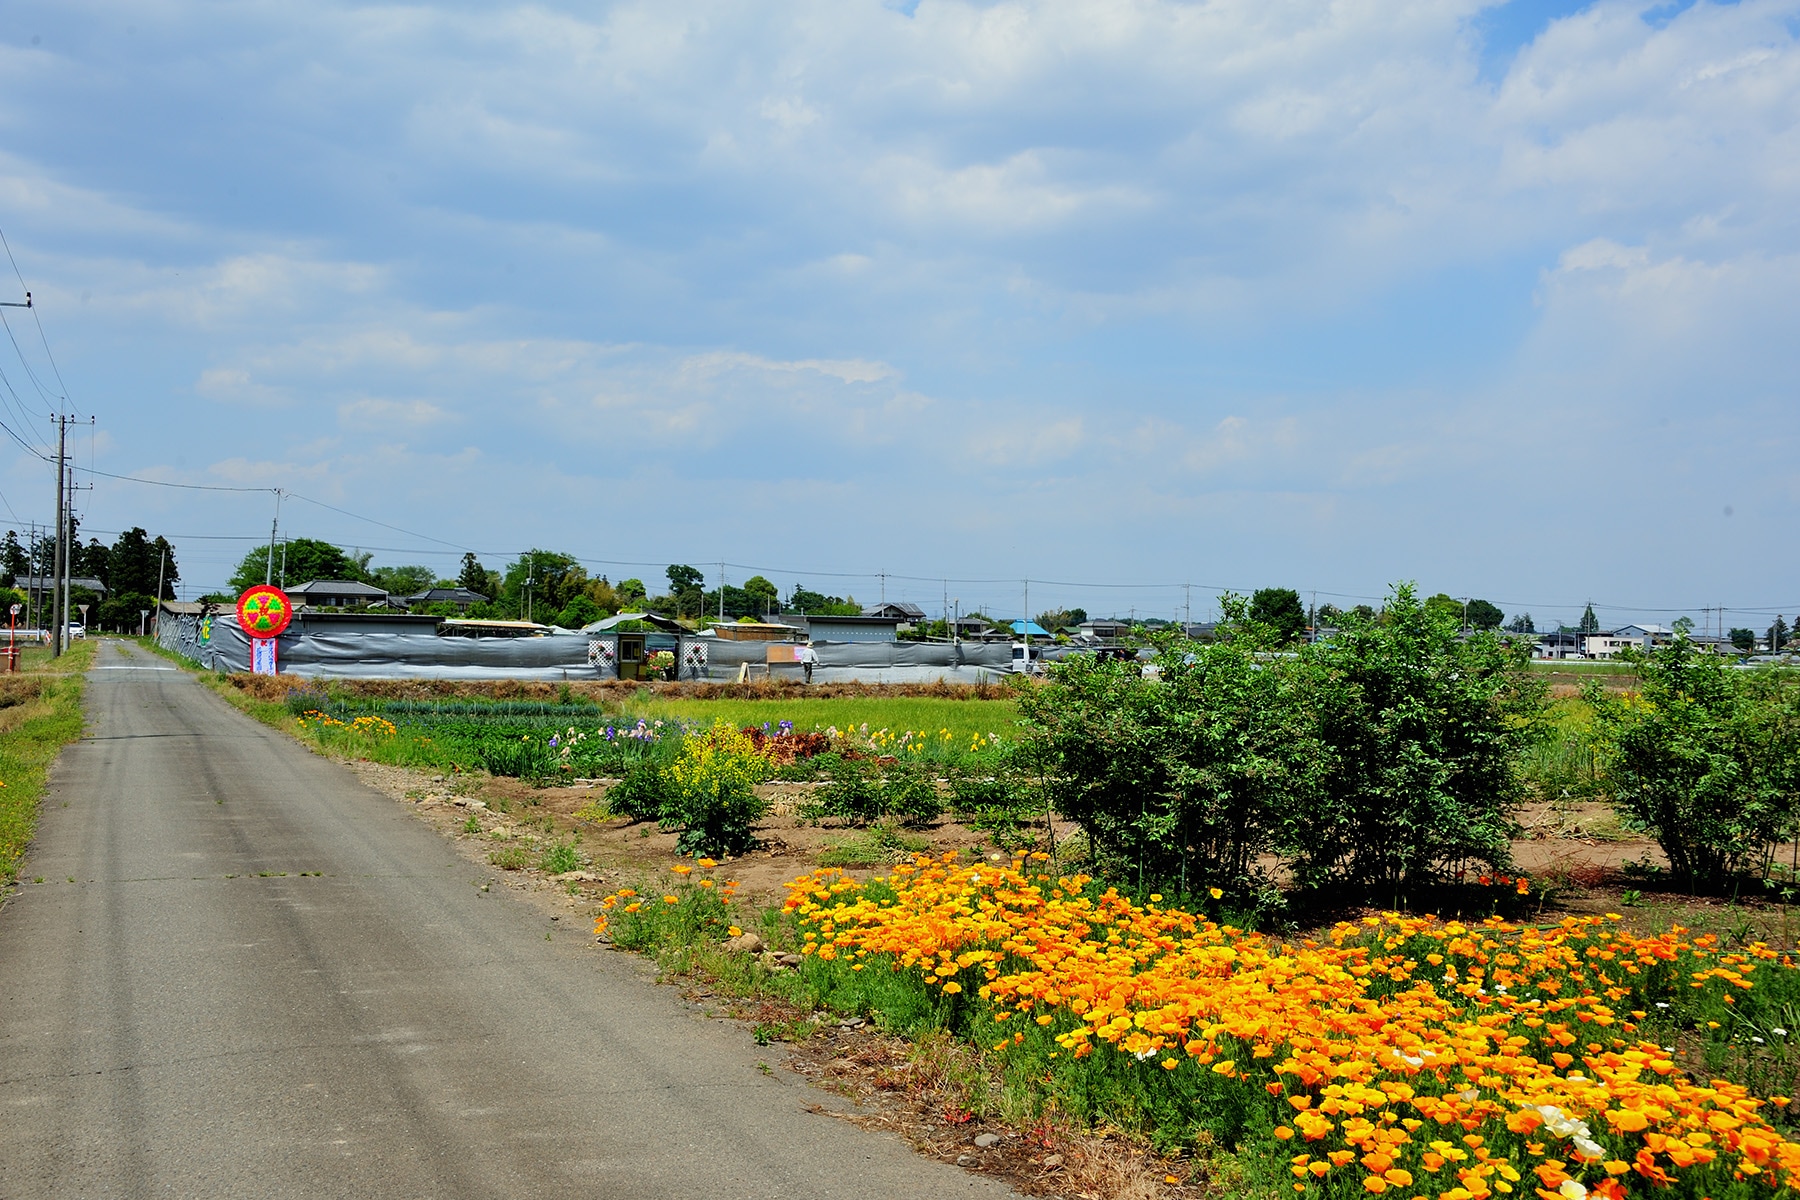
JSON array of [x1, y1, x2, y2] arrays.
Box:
[[236, 586, 294, 676]]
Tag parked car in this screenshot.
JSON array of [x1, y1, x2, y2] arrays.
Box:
[[65, 624, 85, 639]]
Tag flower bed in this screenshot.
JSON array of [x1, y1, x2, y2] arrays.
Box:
[[776, 854, 1800, 1199]]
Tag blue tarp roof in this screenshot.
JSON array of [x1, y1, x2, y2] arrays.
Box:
[[1010, 620, 1052, 637]]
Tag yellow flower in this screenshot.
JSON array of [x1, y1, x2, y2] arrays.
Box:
[[1209, 887, 1224, 899]]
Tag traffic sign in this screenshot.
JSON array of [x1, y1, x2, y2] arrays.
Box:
[[236, 586, 294, 639]]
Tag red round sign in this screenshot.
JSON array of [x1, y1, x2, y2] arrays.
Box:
[[236, 585, 294, 639]]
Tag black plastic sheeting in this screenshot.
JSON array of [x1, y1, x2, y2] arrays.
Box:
[[160, 611, 1016, 682]]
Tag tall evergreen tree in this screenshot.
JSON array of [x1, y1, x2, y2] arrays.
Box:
[[457, 552, 489, 595], [1578, 604, 1600, 635], [2, 531, 28, 582]]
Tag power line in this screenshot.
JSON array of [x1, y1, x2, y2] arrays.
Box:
[[71, 464, 276, 493], [0, 227, 70, 411]]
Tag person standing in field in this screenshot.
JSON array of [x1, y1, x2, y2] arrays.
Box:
[[801, 642, 817, 684]]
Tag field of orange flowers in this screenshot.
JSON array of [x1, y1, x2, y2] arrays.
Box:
[[595, 851, 1800, 1199]]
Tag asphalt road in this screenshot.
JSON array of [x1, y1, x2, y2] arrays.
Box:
[[0, 642, 1012, 1199]]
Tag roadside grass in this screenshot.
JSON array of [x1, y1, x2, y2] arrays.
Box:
[[0, 640, 95, 883], [603, 694, 1018, 746]]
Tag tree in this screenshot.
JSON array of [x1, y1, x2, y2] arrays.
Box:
[[1465, 599, 1504, 631], [106, 528, 161, 597], [1731, 628, 1757, 654], [1769, 617, 1791, 653], [371, 565, 436, 597], [617, 578, 647, 607], [1579, 604, 1600, 635], [230, 539, 370, 593], [1, 531, 27, 582], [1505, 613, 1537, 635], [457, 553, 489, 595], [504, 551, 587, 619], [1673, 616, 1695, 636], [666, 565, 705, 617], [1035, 608, 1087, 632], [1424, 593, 1464, 625], [1248, 588, 1306, 643], [1589, 638, 1800, 888], [554, 595, 606, 629], [742, 575, 779, 616], [788, 585, 861, 616]]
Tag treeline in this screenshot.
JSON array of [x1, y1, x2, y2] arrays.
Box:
[[221, 541, 865, 626], [2, 523, 180, 631]]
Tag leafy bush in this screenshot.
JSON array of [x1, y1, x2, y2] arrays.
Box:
[[879, 760, 944, 826], [805, 755, 884, 824], [607, 759, 674, 822], [1588, 639, 1800, 889], [1290, 584, 1545, 893], [1016, 602, 1322, 898], [1017, 584, 1545, 901], [488, 846, 531, 870], [665, 719, 770, 857]]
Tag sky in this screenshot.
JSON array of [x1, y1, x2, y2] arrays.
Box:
[[0, 0, 1795, 630]]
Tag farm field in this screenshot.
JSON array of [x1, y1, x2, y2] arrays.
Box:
[[152, 636, 1800, 1199], [616, 694, 1019, 746]]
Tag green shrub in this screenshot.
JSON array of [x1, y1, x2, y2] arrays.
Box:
[[488, 846, 531, 870], [1291, 583, 1545, 894], [607, 759, 674, 821], [806, 755, 884, 824], [665, 719, 770, 857], [879, 760, 943, 826], [1016, 584, 1546, 901], [1588, 639, 1800, 889]]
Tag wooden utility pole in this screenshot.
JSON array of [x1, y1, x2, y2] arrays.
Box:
[[51, 416, 65, 657]]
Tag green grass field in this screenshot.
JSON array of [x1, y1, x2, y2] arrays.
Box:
[[0, 640, 93, 883], [601, 695, 1021, 744]]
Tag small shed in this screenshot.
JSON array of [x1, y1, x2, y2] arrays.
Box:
[[579, 612, 698, 681]]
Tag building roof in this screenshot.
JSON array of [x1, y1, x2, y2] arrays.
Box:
[[1010, 620, 1053, 638], [405, 586, 488, 605], [864, 601, 927, 620], [13, 575, 107, 594], [797, 613, 901, 626], [580, 611, 687, 634], [287, 579, 391, 599]]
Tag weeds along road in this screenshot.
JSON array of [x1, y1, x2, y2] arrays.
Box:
[[0, 641, 1011, 1200]]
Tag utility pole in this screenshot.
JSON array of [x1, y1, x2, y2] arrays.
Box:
[[1022, 579, 1030, 670], [879, 572, 886, 605], [719, 561, 725, 622], [51, 416, 65, 657], [153, 548, 166, 639], [1185, 582, 1192, 632], [265, 489, 283, 586]]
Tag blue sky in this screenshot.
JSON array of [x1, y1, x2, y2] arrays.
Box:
[[0, 0, 1795, 629]]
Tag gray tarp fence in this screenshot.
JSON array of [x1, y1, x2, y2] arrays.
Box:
[[160, 611, 1014, 683]]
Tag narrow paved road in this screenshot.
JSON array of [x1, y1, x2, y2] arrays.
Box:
[[1, 642, 1010, 1199]]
